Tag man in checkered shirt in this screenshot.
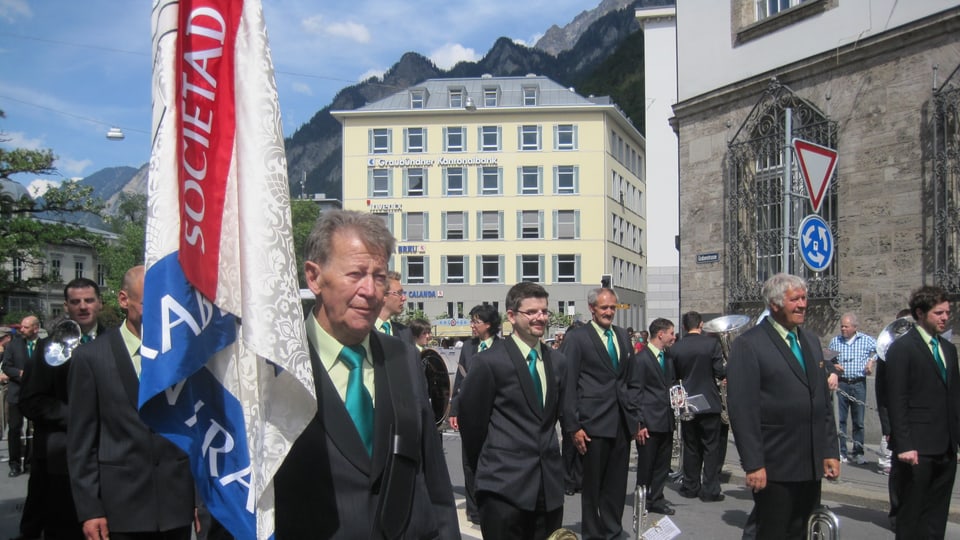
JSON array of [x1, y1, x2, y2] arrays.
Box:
[[828, 312, 877, 464]]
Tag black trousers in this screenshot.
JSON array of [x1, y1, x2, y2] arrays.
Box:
[[680, 413, 723, 497], [460, 441, 479, 520], [635, 430, 672, 505], [561, 430, 582, 492], [477, 487, 562, 540], [580, 428, 630, 540], [751, 479, 820, 540], [7, 401, 24, 468], [110, 526, 192, 540], [893, 451, 956, 539]]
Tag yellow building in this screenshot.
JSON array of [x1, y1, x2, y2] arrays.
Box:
[[333, 74, 646, 330]]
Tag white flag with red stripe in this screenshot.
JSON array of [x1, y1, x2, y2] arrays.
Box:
[[141, 1, 315, 538]]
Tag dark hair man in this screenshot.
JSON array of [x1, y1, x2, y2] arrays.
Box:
[[560, 287, 643, 538], [448, 303, 501, 524], [634, 317, 678, 516], [273, 210, 457, 538], [727, 273, 840, 539], [458, 282, 568, 539], [376, 270, 413, 344], [2, 315, 40, 477], [885, 285, 959, 539], [672, 311, 726, 503], [21, 277, 106, 539]]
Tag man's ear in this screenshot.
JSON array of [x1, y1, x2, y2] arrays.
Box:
[[304, 261, 323, 296]]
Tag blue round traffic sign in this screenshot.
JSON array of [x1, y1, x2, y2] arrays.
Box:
[[798, 215, 834, 272]]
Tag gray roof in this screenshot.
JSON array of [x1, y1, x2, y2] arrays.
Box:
[[0, 178, 31, 202], [352, 74, 602, 112]]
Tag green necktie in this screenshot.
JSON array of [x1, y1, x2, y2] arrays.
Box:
[[380, 321, 392, 336], [528, 349, 543, 407], [81, 334, 92, 344], [339, 345, 374, 455], [26, 340, 34, 357], [786, 332, 806, 371], [479, 341, 488, 352], [657, 351, 665, 373], [931, 338, 947, 382], [604, 328, 619, 369]]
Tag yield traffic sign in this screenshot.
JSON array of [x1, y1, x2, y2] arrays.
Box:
[[792, 138, 837, 213]]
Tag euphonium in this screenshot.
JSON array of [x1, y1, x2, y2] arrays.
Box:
[[701, 314, 751, 426], [806, 505, 840, 539], [633, 485, 648, 539]]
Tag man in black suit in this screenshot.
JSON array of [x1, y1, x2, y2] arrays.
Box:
[[273, 210, 458, 539], [672, 311, 726, 502], [634, 318, 677, 516], [560, 287, 642, 539], [448, 303, 501, 525], [67, 266, 196, 540], [375, 271, 413, 344], [727, 273, 840, 539], [20, 277, 107, 540], [458, 282, 567, 540], [2, 315, 40, 477], [885, 285, 960, 539]]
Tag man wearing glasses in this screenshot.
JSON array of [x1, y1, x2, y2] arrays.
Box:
[[560, 287, 643, 538], [458, 282, 568, 539], [376, 271, 413, 344]]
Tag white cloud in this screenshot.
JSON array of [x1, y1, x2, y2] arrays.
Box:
[[0, 0, 30, 23], [2, 131, 45, 151], [56, 157, 93, 177], [26, 179, 60, 198], [429, 43, 481, 70], [301, 14, 371, 44], [291, 82, 313, 96]]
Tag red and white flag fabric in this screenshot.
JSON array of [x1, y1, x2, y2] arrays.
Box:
[[141, 1, 315, 538]]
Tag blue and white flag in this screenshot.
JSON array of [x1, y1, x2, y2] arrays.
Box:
[[142, 1, 315, 538]]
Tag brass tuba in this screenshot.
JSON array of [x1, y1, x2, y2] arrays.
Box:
[[875, 316, 915, 361], [44, 319, 83, 367], [806, 505, 840, 539], [701, 314, 751, 425], [421, 348, 452, 426]]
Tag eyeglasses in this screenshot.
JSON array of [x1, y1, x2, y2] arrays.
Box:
[[385, 289, 406, 297], [515, 309, 552, 319], [470, 319, 486, 326]]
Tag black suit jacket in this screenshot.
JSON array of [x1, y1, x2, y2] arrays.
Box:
[[458, 338, 567, 512], [274, 332, 458, 539], [20, 323, 108, 474], [560, 323, 642, 438], [1, 335, 39, 404], [634, 346, 675, 433], [670, 333, 725, 415], [727, 319, 839, 482], [66, 328, 195, 532], [885, 326, 960, 456], [449, 336, 500, 417]]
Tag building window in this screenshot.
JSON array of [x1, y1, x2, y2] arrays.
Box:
[[479, 167, 502, 195], [519, 125, 541, 151], [373, 213, 394, 235], [12, 258, 24, 281], [555, 254, 579, 283], [483, 87, 499, 107], [554, 165, 579, 194], [403, 212, 428, 241], [444, 127, 465, 152], [518, 254, 543, 283], [405, 168, 427, 197], [369, 128, 391, 154], [558, 300, 576, 317], [369, 169, 391, 197], [449, 88, 464, 108], [444, 167, 466, 196], [404, 256, 426, 284], [757, 0, 807, 20], [478, 255, 503, 283], [410, 90, 427, 109], [75, 261, 85, 279], [479, 211, 503, 240], [479, 126, 500, 151], [446, 301, 466, 319], [50, 258, 62, 282], [523, 86, 538, 106], [554, 210, 580, 239], [442, 212, 467, 240], [518, 210, 542, 239], [443, 255, 467, 284], [404, 127, 426, 153], [97, 264, 107, 286], [406, 301, 425, 313], [519, 166, 542, 195], [555, 124, 577, 150]]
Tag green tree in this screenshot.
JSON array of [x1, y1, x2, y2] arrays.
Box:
[[291, 199, 321, 288], [98, 192, 147, 315]]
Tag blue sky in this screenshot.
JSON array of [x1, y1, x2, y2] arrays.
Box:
[[0, 0, 596, 194]]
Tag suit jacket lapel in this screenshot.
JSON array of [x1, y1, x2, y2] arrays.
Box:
[[308, 344, 372, 476], [506, 339, 542, 417], [760, 319, 808, 387], [644, 347, 665, 386], [109, 331, 140, 410], [589, 326, 620, 374], [911, 329, 949, 386], [370, 334, 394, 483], [542, 347, 558, 418]]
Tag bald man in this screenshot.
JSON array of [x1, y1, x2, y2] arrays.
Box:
[[2, 314, 41, 477]]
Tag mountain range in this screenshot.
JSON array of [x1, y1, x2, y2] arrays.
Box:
[[79, 0, 671, 217]]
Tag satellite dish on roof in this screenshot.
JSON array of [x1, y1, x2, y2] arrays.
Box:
[[106, 127, 125, 140]]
